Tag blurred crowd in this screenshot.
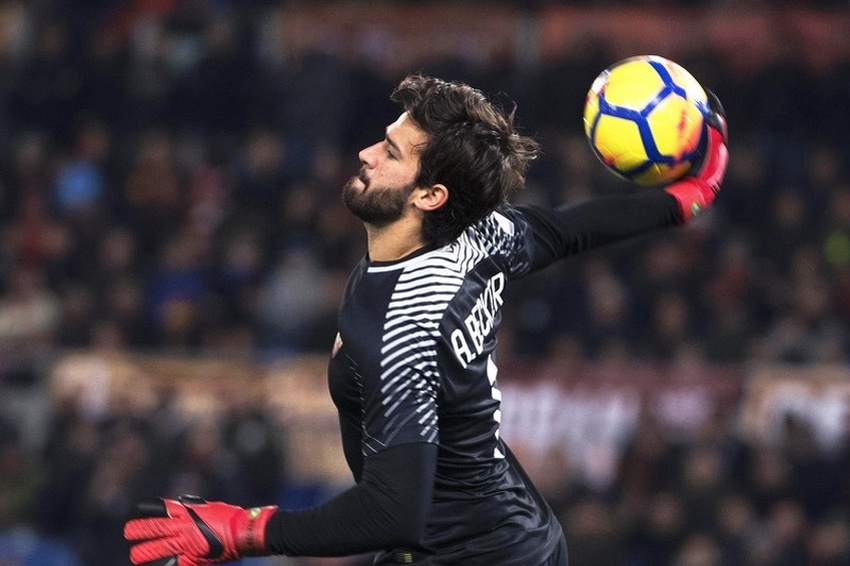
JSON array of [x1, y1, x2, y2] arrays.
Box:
[[3, 357, 850, 566], [536, 406, 850, 566], [0, 0, 849, 565], [0, 1, 845, 366]]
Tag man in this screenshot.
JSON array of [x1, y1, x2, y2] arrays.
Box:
[[124, 74, 728, 565]]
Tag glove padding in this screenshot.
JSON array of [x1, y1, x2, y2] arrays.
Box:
[[664, 90, 729, 223], [124, 495, 277, 566]]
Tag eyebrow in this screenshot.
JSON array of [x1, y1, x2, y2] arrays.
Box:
[[385, 129, 402, 156]]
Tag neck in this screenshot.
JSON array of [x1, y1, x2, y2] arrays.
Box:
[[364, 217, 428, 262]]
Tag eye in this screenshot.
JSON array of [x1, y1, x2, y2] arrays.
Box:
[[383, 140, 398, 160]]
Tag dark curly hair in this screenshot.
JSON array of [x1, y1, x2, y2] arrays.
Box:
[[390, 74, 541, 247]]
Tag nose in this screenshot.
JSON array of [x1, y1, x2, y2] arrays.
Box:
[[358, 142, 379, 169]]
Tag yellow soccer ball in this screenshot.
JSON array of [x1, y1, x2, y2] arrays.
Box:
[[583, 55, 708, 186]]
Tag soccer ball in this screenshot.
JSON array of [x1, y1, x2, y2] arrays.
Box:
[[583, 55, 709, 186]]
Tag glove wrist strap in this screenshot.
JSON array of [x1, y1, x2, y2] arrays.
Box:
[[665, 178, 709, 223], [234, 505, 277, 556]]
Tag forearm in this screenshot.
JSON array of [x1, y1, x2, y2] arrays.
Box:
[[266, 442, 437, 557], [552, 191, 681, 250], [123, 443, 437, 565], [520, 190, 679, 270]]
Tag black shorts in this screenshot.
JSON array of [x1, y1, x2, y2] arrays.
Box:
[[543, 535, 568, 566], [373, 536, 568, 565]]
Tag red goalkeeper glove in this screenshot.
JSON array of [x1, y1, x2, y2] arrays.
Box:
[[124, 495, 277, 566], [664, 90, 729, 223]]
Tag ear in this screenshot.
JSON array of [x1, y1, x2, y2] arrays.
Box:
[[412, 183, 448, 212]]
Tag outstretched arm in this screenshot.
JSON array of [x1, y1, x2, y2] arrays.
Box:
[[125, 442, 437, 564], [266, 442, 436, 556], [521, 91, 728, 272]]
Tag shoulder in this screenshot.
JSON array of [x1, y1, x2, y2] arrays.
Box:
[[468, 206, 526, 241], [460, 206, 533, 278]]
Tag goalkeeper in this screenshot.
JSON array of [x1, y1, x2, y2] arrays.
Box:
[[125, 74, 728, 565]]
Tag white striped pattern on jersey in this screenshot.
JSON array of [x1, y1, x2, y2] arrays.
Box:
[[368, 210, 529, 449]]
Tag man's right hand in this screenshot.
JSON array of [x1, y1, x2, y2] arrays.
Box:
[[124, 495, 277, 565]]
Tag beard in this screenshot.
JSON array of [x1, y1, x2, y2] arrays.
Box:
[[342, 171, 417, 226]]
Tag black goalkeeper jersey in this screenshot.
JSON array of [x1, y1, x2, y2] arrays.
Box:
[[328, 206, 560, 564], [268, 193, 681, 564]]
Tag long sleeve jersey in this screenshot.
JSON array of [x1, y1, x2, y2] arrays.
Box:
[[266, 190, 681, 564]]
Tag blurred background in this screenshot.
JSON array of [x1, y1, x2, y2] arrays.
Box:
[[0, 0, 849, 565]]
